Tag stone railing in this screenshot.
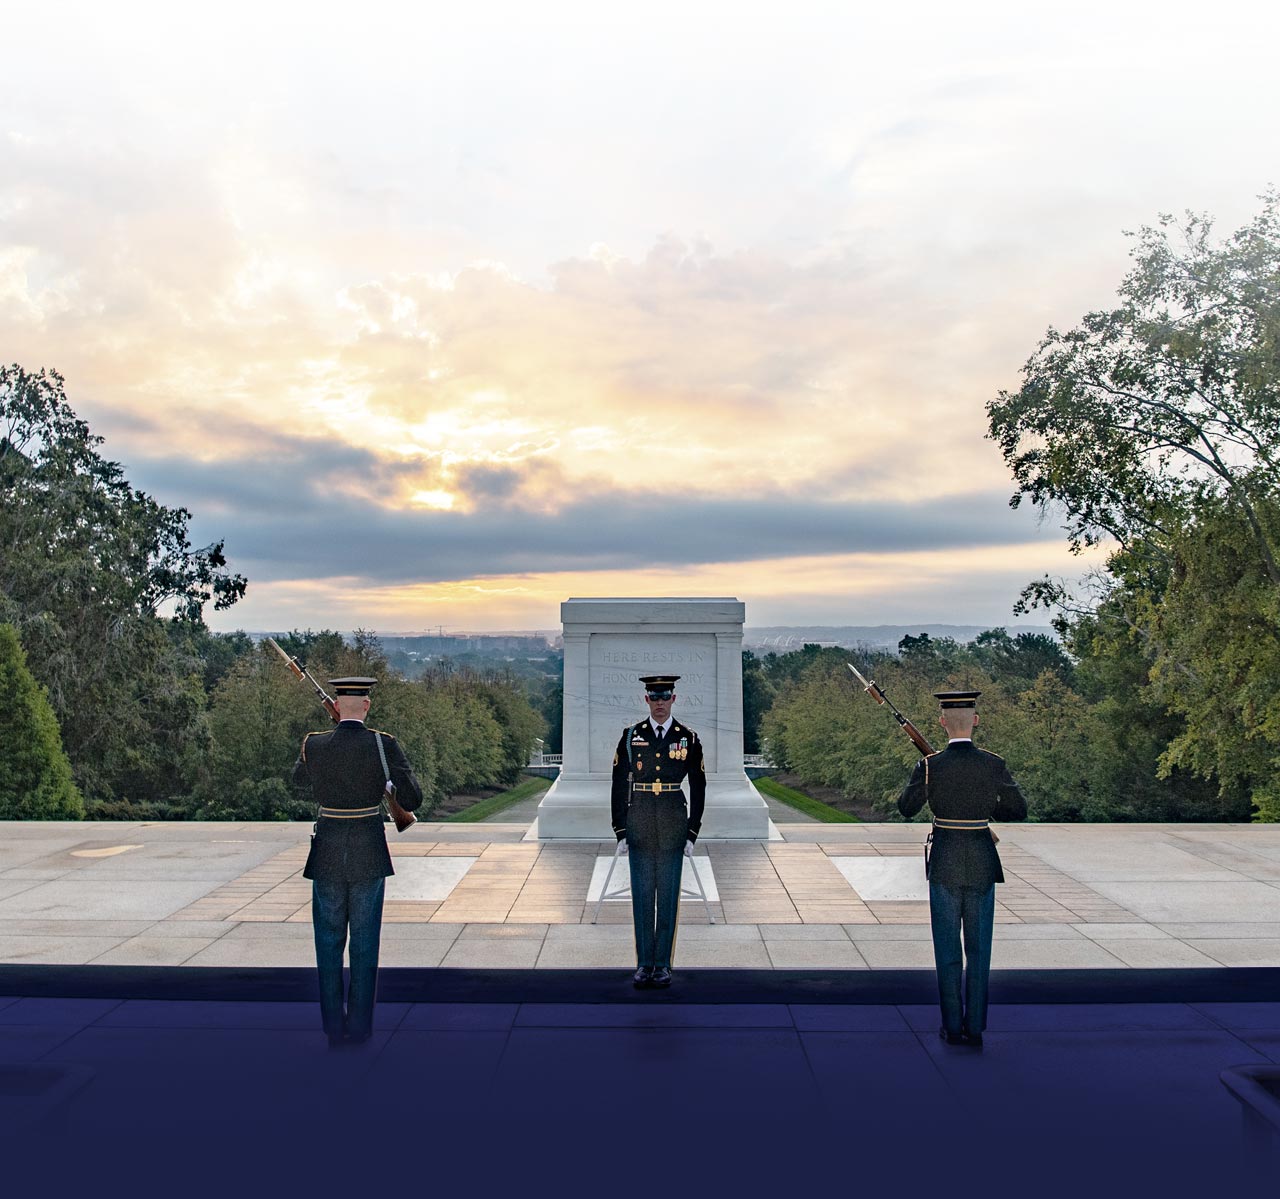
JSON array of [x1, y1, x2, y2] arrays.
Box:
[[528, 752, 774, 772]]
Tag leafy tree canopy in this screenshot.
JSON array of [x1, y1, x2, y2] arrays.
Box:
[[1, 365, 248, 624], [1, 364, 247, 804], [0, 623, 84, 818], [987, 193, 1280, 579], [986, 197, 1280, 819]]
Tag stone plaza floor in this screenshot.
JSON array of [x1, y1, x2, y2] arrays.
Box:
[[2, 819, 1280, 969], [2, 820, 1279, 1196]]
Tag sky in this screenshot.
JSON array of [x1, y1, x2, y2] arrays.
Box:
[[3, 0, 1277, 632]]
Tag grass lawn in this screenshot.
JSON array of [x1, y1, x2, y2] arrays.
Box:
[[444, 775, 552, 822], [754, 776, 859, 822]]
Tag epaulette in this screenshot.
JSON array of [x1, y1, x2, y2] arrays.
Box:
[[369, 727, 396, 741]]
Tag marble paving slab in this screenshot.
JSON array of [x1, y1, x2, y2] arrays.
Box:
[[384, 857, 476, 901], [829, 857, 930, 901], [586, 855, 719, 902]]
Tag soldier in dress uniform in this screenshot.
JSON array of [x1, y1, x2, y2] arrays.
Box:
[[610, 674, 706, 989], [291, 676, 423, 1048], [898, 690, 1027, 1047]]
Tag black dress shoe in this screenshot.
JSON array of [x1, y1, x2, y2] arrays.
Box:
[[632, 967, 653, 989], [650, 967, 672, 988], [939, 1027, 965, 1045], [963, 1030, 984, 1048]]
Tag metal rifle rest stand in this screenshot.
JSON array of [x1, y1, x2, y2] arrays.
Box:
[[591, 840, 715, 925]]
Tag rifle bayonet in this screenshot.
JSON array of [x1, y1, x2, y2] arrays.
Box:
[[847, 662, 934, 757]]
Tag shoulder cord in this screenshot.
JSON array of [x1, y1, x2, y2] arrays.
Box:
[[625, 722, 644, 774]]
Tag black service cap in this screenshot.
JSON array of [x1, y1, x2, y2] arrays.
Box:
[[934, 690, 980, 709], [640, 674, 680, 697]]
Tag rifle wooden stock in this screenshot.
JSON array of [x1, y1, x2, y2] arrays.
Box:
[[384, 783, 416, 833], [896, 715, 935, 758]]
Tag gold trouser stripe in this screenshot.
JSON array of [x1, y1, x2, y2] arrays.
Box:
[[932, 819, 990, 830], [319, 806, 382, 818]]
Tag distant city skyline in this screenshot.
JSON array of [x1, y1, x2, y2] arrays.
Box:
[[250, 622, 1058, 646], [4, 2, 1275, 631]]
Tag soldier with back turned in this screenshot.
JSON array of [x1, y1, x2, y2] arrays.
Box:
[[898, 690, 1027, 1047], [291, 676, 423, 1048]]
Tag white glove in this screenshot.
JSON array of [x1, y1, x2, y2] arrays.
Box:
[[385, 780, 395, 794], [684, 840, 694, 858], [618, 839, 628, 855]]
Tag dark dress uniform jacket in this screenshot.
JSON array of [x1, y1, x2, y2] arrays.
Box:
[[897, 741, 1027, 887], [610, 719, 707, 841], [292, 721, 424, 882]]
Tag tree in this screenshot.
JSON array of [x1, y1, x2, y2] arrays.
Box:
[[970, 628, 1074, 691], [474, 676, 546, 784], [1068, 597, 1246, 822], [987, 197, 1280, 820], [196, 643, 318, 819], [0, 366, 247, 629], [274, 629, 348, 671], [415, 676, 505, 795], [755, 633, 1222, 822], [1143, 495, 1280, 819], [987, 194, 1280, 577], [741, 650, 774, 754], [0, 623, 84, 818], [0, 365, 247, 804], [762, 654, 938, 817], [990, 671, 1103, 822], [182, 628, 256, 694]]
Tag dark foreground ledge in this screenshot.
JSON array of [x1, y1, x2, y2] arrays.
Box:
[[2, 964, 1278, 1004]]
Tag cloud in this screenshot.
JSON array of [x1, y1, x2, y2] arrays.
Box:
[[125, 433, 1058, 587], [218, 538, 1109, 633], [7, 3, 1277, 633]]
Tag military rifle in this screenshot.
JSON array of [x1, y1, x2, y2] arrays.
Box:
[[267, 637, 416, 832], [846, 663, 935, 757]]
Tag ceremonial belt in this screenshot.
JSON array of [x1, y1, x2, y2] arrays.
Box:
[[631, 783, 684, 794], [318, 805, 382, 818], [932, 818, 990, 830]]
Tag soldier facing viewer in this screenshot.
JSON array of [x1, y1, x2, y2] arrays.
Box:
[[610, 674, 706, 989]]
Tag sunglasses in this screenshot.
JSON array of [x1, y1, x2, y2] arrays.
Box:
[[645, 692, 674, 701]]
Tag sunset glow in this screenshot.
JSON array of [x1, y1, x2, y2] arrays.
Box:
[[4, 1, 1275, 631]]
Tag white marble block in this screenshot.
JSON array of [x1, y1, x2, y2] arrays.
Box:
[[535, 598, 770, 839]]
